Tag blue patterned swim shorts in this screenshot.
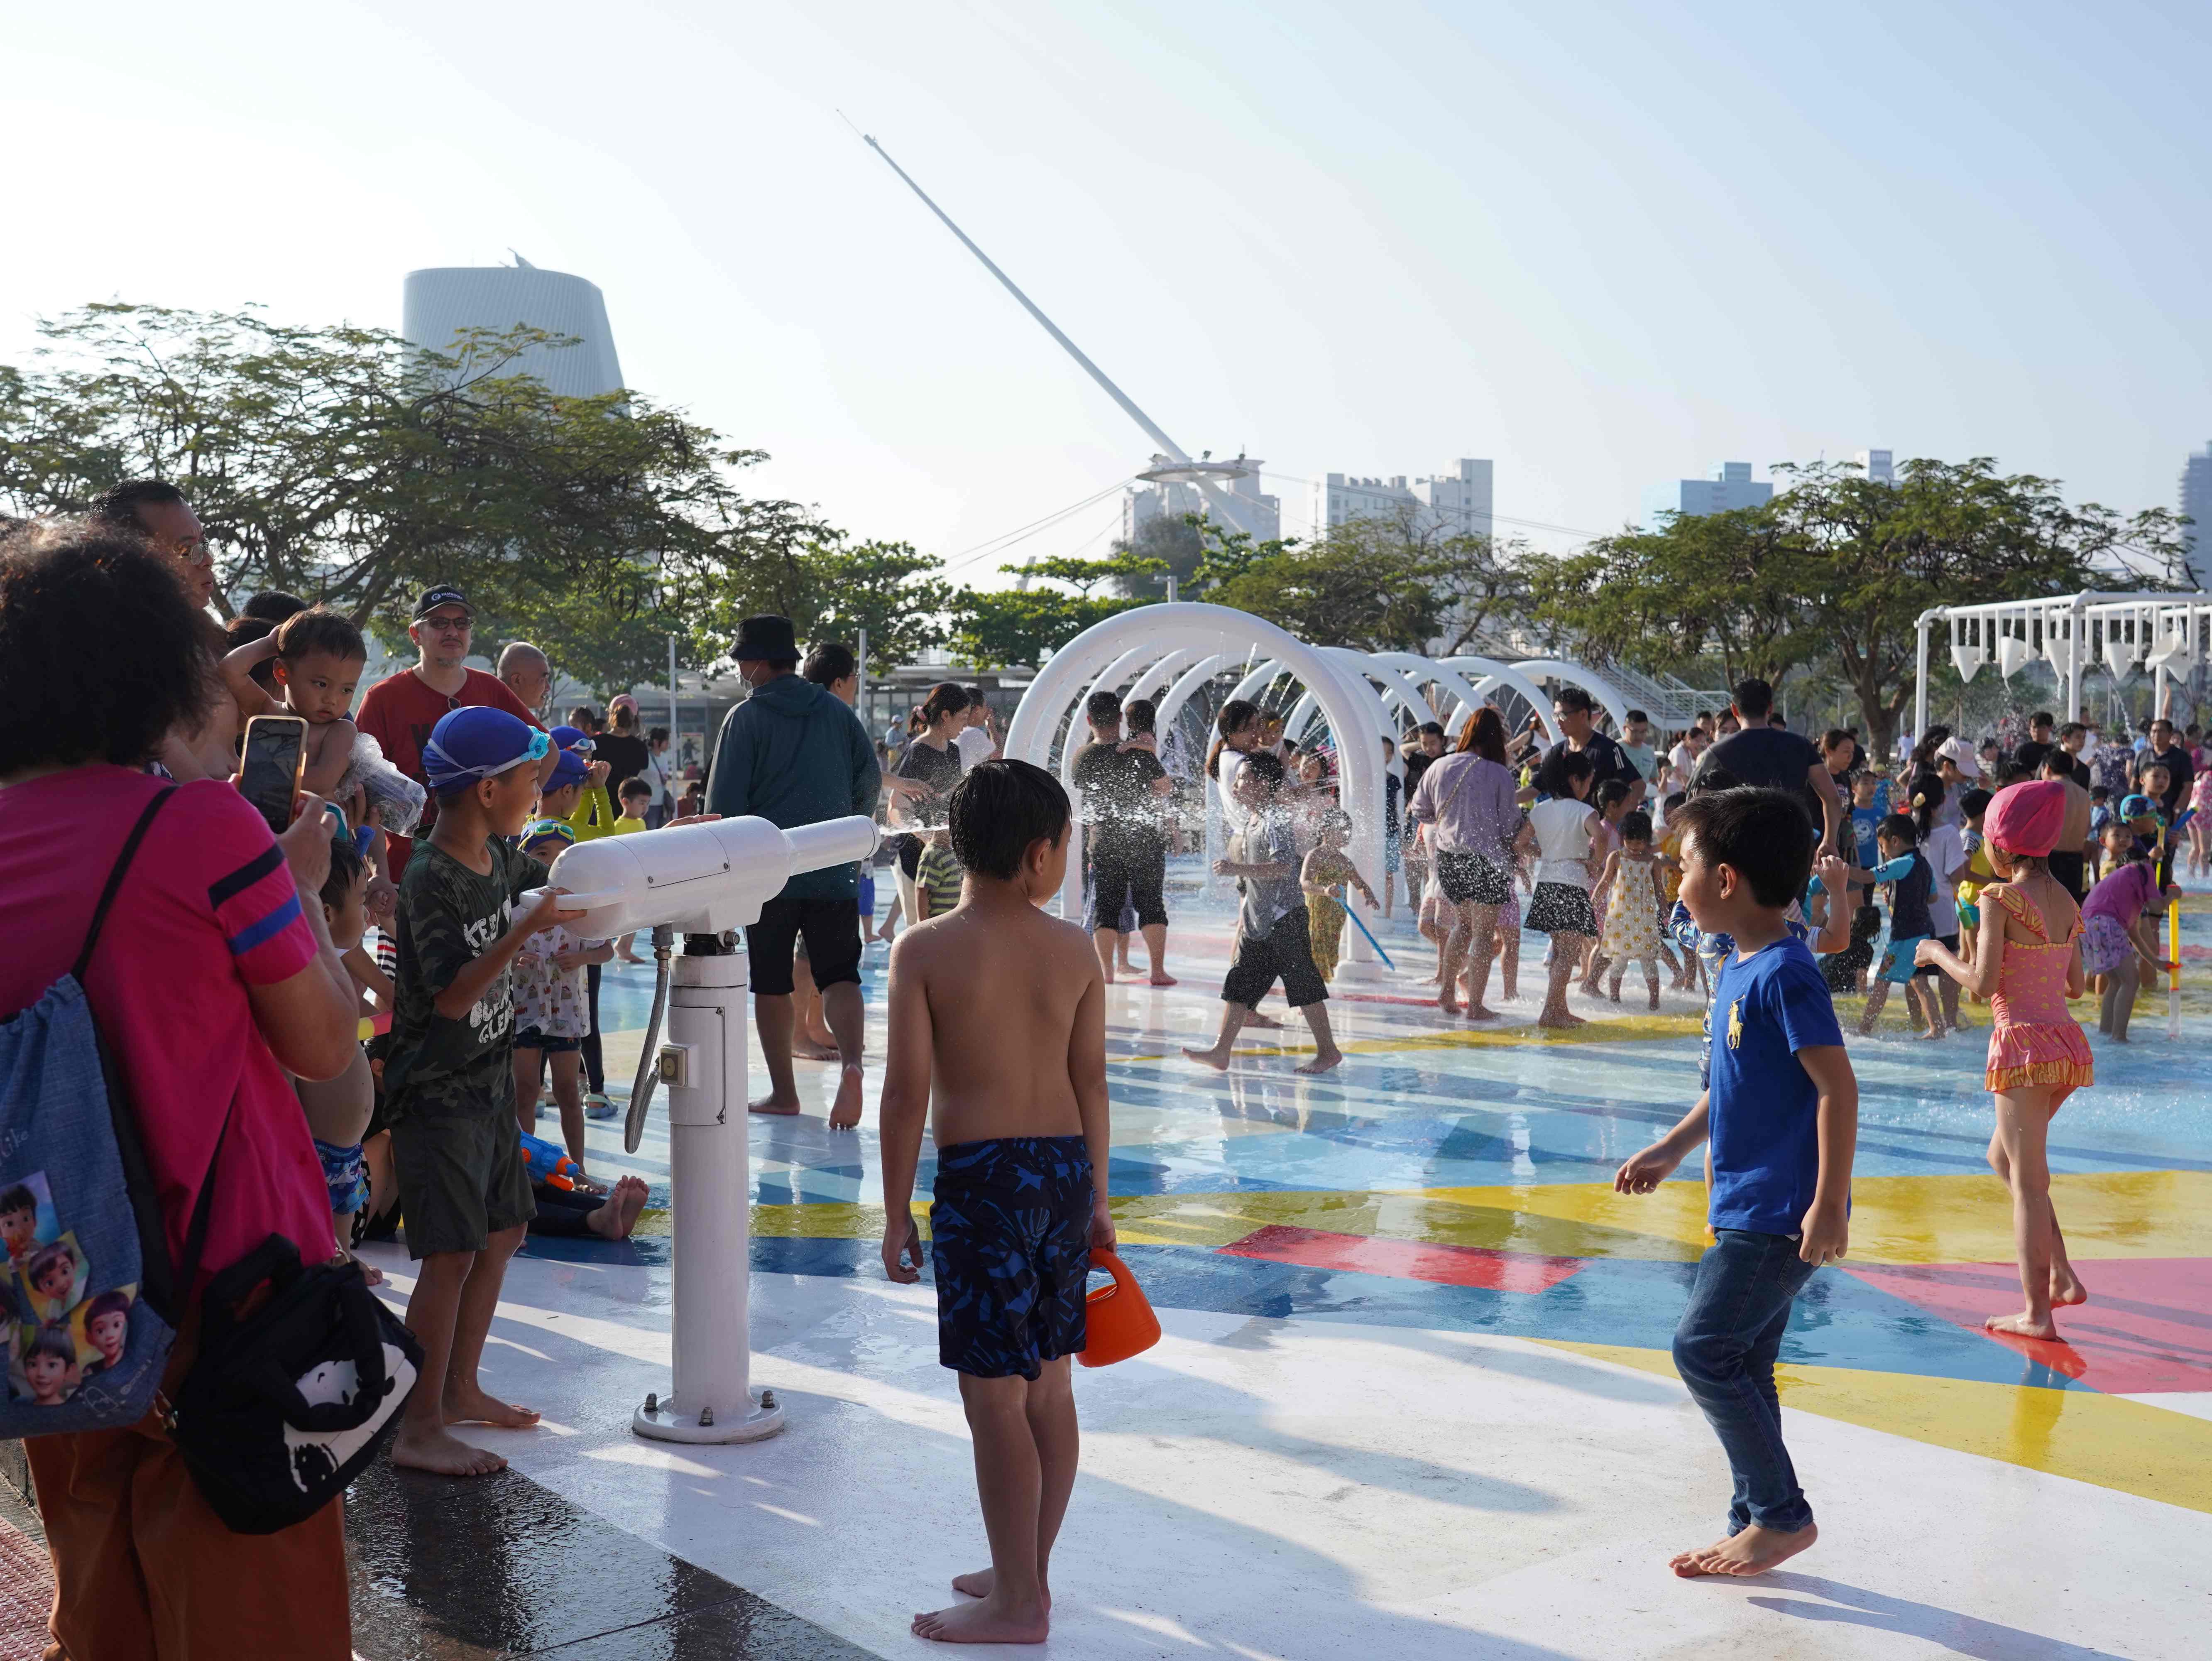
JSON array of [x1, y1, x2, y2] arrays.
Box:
[[315, 1137, 368, 1216], [930, 1135, 1094, 1380]]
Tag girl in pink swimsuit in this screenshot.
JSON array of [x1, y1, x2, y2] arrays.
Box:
[[1916, 780, 2092, 1342]]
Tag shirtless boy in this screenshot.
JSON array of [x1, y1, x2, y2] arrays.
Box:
[[878, 758, 1115, 1646]]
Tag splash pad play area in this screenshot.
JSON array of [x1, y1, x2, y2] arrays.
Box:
[[340, 608, 2211, 1660]]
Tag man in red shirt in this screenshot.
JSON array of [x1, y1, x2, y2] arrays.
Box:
[[355, 586, 548, 874]]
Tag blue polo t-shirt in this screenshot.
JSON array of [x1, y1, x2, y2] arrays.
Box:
[[1707, 933, 1846, 1235]]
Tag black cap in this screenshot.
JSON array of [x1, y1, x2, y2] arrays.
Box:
[[732, 615, 798, 662], [412, 586, 472, 622]]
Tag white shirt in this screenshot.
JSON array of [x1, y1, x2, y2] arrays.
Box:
[[954, 725, 996, 771], [1529, 796, 1596, 890], [1924, 823, 1965, 936], [1216, 749, 1251, 834]]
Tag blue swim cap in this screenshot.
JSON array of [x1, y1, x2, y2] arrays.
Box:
[[546, 747, 590, 790], [424, 707, 549, 796], [549, 725, 595, 753]]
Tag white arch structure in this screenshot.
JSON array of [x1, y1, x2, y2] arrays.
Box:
[[1005, 604, 1391, 980]]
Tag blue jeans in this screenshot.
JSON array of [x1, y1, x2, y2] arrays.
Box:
[[1672, 1229, 1819, 1534]]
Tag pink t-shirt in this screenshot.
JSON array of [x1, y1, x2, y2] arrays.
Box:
[[0, 768, 333, 1286], [2082, 860, 2158, 928]]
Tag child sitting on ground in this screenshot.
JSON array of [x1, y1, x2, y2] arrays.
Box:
[[218, 605, 368, 797], [1615, 786, 1858, 1578], [385, 707, 580, 1479], [1595, 811, 1668, 1009], [877, 759, 1113, 1646], [1301, 808, 1378, 982], [511, 819, 612, 1169], [1184, 751, 1346, 1073]]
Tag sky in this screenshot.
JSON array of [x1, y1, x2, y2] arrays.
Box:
[[7, 0, 2207, 586]]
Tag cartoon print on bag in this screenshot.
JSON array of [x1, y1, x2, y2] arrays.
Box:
[[285, 1342, 416, 1494], [0, 1172, 59, 1267], [75, 1288, 133, 1387], [20, 1323, 79, 1407], [22, 1234, 89, 1323]]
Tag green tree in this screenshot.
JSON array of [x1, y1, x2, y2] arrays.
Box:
[[943, 550, 1160, 669], [1108, 512, 1204, 595]]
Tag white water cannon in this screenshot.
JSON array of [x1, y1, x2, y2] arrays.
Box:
[[524, 812, 877, 1445]]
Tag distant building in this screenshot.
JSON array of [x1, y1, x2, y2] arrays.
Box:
[[1644, 461, 1772, 527], [1855, 448, 1895, 485], [2182, 441, 2212, 588], [1313, 458, 1493, 539], [1123, 459, 1279, 546], [401, 254, 625, 397]]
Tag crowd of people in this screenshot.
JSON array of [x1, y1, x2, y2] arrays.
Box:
[[0, 475, 2202, 1650]]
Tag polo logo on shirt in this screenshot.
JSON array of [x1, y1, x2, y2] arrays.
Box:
[[1726, 999, 1744, 1049]]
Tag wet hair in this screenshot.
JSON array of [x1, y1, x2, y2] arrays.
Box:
[[242, 590, 308, 622], [1620, 810, 1653, 844], [1595, 778, 1632, 812], [0, 1185, 34, 1218], [319, 826, 364, 912], [1238, 750, 1287, 792], [802, 642, 855, 686], [619, 777, 652, 802], [1879, 811, 1919, 848], [84, 1289, 131, 1325], [0, 521, 216, 774], [1553, 686, 1596, 715], [24, 1325, 75, 1368], [1320, 806, 1353, 838], [1084, 689, 1123, 726], [91, 478, 187, 532], [1217, 698, 1260, 738], [1552, 748, 1594, 786], [1731, 677, 1775, 719], [921, 682, 969, 726], [948, 759, 1069, 879], [1124, 698, 1156, 736], [1958, 787, 1992, 820], [25, 1241, 75, 1291], [1909, 774, 1945, 842], [1671, 787, 1814, 908], [1458, 707, 1508, 764], [2090, 784, 2109, 802], [274, 604, 366, 664]]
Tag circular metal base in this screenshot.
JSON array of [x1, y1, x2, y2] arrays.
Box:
[[632, 1389, 786, 1444]]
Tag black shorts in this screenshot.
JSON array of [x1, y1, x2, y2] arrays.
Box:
[[515, 1028, 580, 1054], [1222, 907, 1329, 1010], [1913, 932, 1958, 980], [1434, 848, 1510, 907], [1526, 881, 1598, 937], [390, 1110, 537, 1259], [2048, 849, 2085, 902], [931, 1136, 1094, 1380], [1083, 834, 1167, 932], [747, 893, 862, 996]]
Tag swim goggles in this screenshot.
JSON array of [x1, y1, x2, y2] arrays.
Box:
[[423, 726, 552, 788]]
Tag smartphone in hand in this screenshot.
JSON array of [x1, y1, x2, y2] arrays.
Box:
[[239, 713, 309, 833]]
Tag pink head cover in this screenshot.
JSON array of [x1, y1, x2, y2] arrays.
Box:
[[1985, 779, 2065, 858]]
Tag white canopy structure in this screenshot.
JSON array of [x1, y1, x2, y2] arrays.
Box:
[[1003, 604, 1674, 981], [1915, 590, 2212, 733]]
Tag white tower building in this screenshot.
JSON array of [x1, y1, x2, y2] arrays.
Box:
[[401, 255, 625, 397], [1313, 458, 1493, 538]]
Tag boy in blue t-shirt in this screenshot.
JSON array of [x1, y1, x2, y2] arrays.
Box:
[[1616, 786, 1860, 1580]]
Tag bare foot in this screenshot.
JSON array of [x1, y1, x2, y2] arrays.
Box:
[[1244, 1009, 1282, 1028], [1438, 995, 1461, 1016], [1182, 1046, 1231, 1071], [2050, 1266, 2089, 1308], [913, 1596, 1049, 1644], [1536, 1010, 1586, 1029], [1986, 1310, 2059, 1340], [392, 1423, 507, 1477], [616, 952, 645, 965], [829, 1065, 864, 1130], [1295, 1049, 1344, 1075], [748, 1093, 800, 1116], [443, 1383, 540, 1429], [1463, 1005, 1499, 1021], [793, 1039, 841, 1061], [1670, 1521, 1818, 1578], [1148, 972, 1177, 987], [586, 1176, 650, 1239], [1648, 991, 1661, 1012], [949, 1569, 1050, 1612]]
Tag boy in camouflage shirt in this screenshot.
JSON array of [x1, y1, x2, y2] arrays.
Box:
[[385, 707, 579, 1478]]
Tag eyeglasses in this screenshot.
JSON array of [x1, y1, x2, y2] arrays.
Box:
[[421, 613, 472, 634]]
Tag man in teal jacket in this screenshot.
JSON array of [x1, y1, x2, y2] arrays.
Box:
[[707, 615, 881, 1128]]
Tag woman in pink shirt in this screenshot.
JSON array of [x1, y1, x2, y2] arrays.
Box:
[[0, 523, 361, 1659]]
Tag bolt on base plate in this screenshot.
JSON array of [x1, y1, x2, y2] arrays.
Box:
[[633, 1387, 785, 1444]]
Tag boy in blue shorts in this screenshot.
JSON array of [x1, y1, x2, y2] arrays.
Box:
[[1616, 786, 1860, 1578], [878, 760, 1113, 1645]]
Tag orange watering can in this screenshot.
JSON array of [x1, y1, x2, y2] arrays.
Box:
[[1077, 1249, 1160, 1367]]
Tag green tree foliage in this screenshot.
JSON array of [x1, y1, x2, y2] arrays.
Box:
[[943, 551, 1162, 669], [1108, 512, 1204, 596], [1521, 458, 2190, 754]]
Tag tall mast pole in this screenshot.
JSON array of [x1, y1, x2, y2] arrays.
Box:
[[859, 133, 1192, 467]]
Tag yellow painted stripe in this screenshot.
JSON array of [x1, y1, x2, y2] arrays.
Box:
[[1537, 1339, 2212, 1514], [1121, 1011, 1703, 1064]]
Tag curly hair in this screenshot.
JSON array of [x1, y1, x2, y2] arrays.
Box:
[[0, 519, 215, 774]]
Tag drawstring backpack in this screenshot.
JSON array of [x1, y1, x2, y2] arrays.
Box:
[[0, 789, 210, 1436]]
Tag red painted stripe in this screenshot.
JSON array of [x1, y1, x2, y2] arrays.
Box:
[[1219, 1224, 1584, 1294]]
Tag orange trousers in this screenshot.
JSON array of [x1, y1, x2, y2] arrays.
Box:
[[23, 1330, 351, 1660]]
